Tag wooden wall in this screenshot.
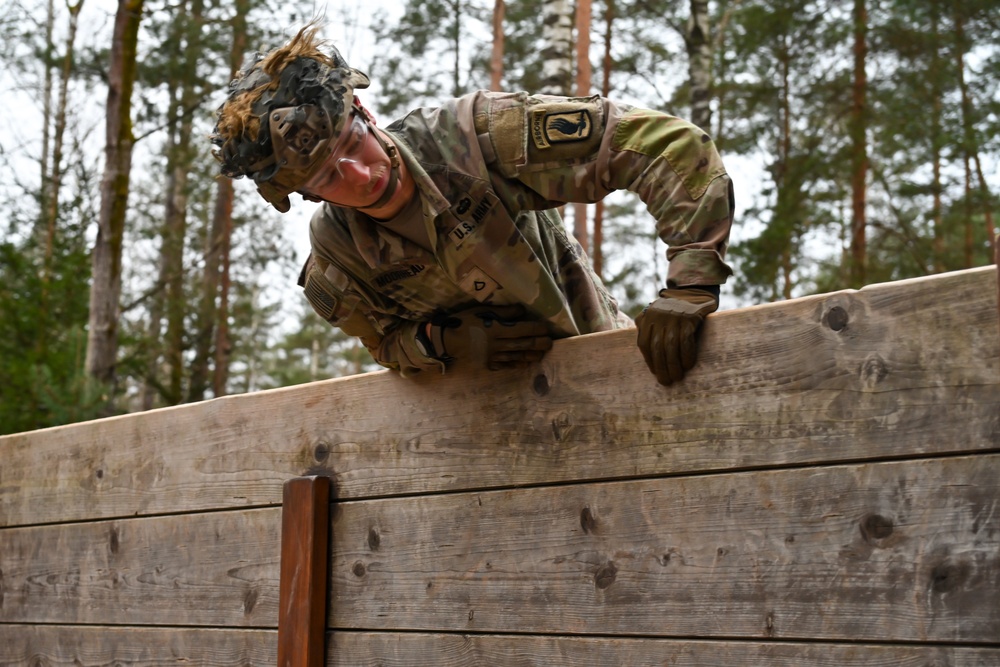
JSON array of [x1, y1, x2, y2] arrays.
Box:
[[2, 266, 998, 666]]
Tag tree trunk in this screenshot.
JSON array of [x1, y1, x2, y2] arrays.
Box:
[[572, 0, 593, 256], [848, 0, 868, 287], [38, 0, 83, 359], [448, 0, 463, 96], [155, 0, 204, 405], [44, 0, 84, 276], [953, 0, 996, 260], [188, 181, 225, 402], [539, 0, 573, 95], [591, 0, 615, 280], [38, 0, 55, 251], [930, 4, 944, 273], [711, 0, 741, 148], [779, 34, 793, 299], [190, 0, 247, 402], [213, 211, 232, 397], [143, 12, 187, 409], [85, 0, 143, 392], [490, 0, 505, 91], [685, 0, 712, 131]]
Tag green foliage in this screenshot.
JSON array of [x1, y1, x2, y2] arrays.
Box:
[[0, 187, 104, 435], [258, 308, 379, 389], [368, 0, 491, 118], [2, 0, 998, 431], [719, 0, 998, 300]]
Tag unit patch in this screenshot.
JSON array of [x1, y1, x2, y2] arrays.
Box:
[[531, 108, 593, 150]]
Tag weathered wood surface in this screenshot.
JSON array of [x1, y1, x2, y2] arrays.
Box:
[[0, 626, 275, 666], [328, 633, 1000, 666], [330, 455, 1000, 643], [4, 456, 997, 643], [278, 476, 331, 667], [2, 267, 997, 528], [2, 627, 999, 667], [0, 508, 281, 626]]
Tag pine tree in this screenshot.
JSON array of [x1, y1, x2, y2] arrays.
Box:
[[368, 0, 491, 119], [86, 0, 143, 398]]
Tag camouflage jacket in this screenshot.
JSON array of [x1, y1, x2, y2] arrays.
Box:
[[300, 91, 734, 375]]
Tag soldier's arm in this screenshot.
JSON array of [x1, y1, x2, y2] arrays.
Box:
[[298, 253, 444, 377], [481, 93, 733, 289]]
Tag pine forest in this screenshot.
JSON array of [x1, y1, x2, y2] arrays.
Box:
[[0, 0, 997, 434]]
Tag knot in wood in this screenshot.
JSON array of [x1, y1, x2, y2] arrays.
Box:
[[859, 514, 894, 543], [533, 374, 550, 396], [929, 558, 970, 594], [860, 355, 889, 388], [551, 413, 573, 442], [824, 306, 849, 332], [313, 442, 331, 463], [243, 586, 259, 614], [594, 561, 618, 589], [108, 527, 120, 556], [352, 561, 367, 578], [580, 507, 597, 534]]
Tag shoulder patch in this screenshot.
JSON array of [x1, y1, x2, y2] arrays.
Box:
[[531, 108, 593, 149], [522, 97, 604, 168]]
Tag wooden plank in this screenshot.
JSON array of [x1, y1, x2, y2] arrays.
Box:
[[278, 476, 331, 667], [327, 632, 1000, 666], [0, 508, 281, 626], [328, 455, 1000, 643], [2, 267, 997, 526], [4, 626, 998, 667], [1, 456, 998, 641], [0, 625, 275, 665]]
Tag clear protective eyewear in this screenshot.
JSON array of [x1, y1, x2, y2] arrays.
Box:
[[325, 112, 370, 182]]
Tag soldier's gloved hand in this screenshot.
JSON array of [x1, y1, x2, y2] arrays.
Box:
[[635, 287, 718, 386], [420, 306, 553, 370]]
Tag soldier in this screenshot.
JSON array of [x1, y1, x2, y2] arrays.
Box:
[[211, 24, 734, 385]]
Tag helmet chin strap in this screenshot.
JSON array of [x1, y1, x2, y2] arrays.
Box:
[[364, 119, 401, 210]]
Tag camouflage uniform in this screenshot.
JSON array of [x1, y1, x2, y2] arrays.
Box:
[[300, 90, 734, 376]]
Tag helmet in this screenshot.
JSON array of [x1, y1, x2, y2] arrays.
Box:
[[211, 30, 370, 212]]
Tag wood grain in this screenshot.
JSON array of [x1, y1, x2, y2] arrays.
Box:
[[0, 625, 275, 665], [0, 508, 281, 626], [328, 455, 1000, 643], [327, 632, 1000, 666], [2, 267, 997, 527], [278, 476, 331, 667], [2, 626, 998, 667], [7, 456, 989, 641]]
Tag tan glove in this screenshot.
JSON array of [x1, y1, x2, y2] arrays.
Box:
[[419, 306, 553, 370], [635, 288, 718, 386]]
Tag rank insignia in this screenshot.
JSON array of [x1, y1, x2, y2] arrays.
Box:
[[459, 267, 501, 302]]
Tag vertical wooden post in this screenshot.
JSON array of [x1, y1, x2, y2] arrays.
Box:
[[277, 476, 331, 667]]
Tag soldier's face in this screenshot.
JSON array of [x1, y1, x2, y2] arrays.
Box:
[[301, 112, 393, 209]]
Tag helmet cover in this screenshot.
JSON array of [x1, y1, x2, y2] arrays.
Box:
[[211, 39, 370, 212]]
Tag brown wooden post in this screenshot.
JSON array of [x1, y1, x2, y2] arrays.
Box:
[[277, 476, 331, 667]]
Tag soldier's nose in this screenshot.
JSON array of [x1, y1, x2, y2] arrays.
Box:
[[336, 158, 370, 185]]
